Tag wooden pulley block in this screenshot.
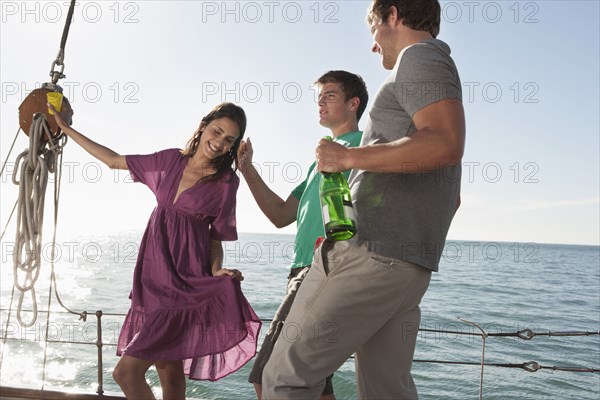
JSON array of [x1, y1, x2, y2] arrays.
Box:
[[18, 87, 71, 141]]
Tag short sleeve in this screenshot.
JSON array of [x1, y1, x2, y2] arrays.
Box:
[[210, 172, 240, 241], [126, 149, 181, 194], [394, 42, 462, 117]]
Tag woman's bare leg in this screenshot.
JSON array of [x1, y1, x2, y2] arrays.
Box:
[[112, 355, 156, 399], [155, 359, 186, 400]]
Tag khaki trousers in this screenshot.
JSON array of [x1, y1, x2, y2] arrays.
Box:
[[262, 240, 431, 400]]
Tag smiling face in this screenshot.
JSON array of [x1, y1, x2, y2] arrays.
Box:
[[197, 117, 241, 161], [317, 82, 357, 131], [369, 14, 400, 70]]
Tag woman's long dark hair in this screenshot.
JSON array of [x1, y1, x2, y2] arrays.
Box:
[[181, 102, 247, 182]]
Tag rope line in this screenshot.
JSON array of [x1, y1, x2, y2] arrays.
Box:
[[0, 286, 17, 370], [10, 113, 66, 327], [0, 126, 21, 178], [41, 265, 54, 390], [0, 200, 18, 243], [48, 139, 87, 322], [0, 127, 23, 243], [0, 129, 22, 371]]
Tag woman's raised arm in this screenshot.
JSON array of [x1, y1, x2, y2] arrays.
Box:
[[49, 102, 128, 170]]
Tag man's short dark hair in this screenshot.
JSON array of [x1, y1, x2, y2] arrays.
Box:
[[367, 0, 441, 38], [315, 70, 369, 122]]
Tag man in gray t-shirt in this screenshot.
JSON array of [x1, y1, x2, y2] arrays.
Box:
[[262, 1, 465, 399]]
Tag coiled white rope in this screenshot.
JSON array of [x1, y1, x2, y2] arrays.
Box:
[[11, 113, 66, 327]]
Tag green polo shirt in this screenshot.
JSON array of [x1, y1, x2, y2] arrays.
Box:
[[289, 131, 362, 269]]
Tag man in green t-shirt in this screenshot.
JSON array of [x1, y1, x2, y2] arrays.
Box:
[[238, 70, 368, 400]]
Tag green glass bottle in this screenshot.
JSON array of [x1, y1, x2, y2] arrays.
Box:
[[319, 136, 356, 241]]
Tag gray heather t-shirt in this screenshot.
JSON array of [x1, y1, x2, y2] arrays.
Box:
[[349, 39, 462, 272]]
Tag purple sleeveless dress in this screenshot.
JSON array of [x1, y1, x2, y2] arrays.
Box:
[[116, 148, 261, 381]]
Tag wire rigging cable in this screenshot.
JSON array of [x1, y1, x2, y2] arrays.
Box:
[[49, 0, 77, 84]]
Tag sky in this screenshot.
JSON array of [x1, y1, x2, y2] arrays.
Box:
[[1, 0, 599, 247]]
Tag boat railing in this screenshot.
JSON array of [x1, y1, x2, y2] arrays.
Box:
[[1, 307, 598, 399]]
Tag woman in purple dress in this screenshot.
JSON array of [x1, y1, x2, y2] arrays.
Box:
[[50, 101, 261, 399]]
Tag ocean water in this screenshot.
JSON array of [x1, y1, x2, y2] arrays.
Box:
[[1, 232, 599, 399]]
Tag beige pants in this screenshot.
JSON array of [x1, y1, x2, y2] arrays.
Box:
[[262, 240, 432, 400]]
